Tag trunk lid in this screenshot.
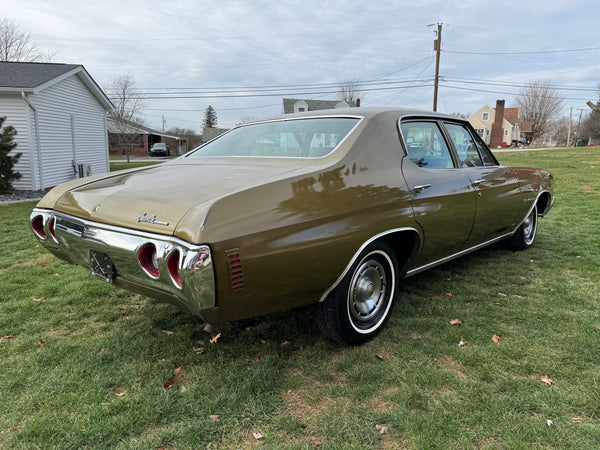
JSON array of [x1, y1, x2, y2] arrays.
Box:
[[53, 160, 303, 235]]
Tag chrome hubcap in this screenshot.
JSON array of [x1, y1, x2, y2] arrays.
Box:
[[523, 208, 537, 245], [349, 260, 387, 322]]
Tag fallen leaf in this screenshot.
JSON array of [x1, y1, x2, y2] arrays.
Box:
[[571, 417, 584, 423], [492, 334, 502, 344], [11, 425, 23, 432], [498, 292, 507, 297], [449, 318, 462, 327], [281, 339, 291, 346], [39, 339, 46, 347], [119, 316, 131, 321], [494, 302, 502, 306], [0, 335, 14, 343], [260, 339, 266, 344], [520, 276, 526, 280], [514, 295, 526, 299], [445, 292, 453, 297], [541, 375, 553, 386], [458, 338, 466, 347], [174, 366, 185, 374], [433, 357, 438, 363], [94, 347, 104, 355], [576, 256, 581, 259], [375, 354, 385, 360], [193, 346, 206, 355], [34, 297, 46, 302], [209, 333, 221, 344], [116, 389, 127, 397], [209, 414, 220, 422], [411, 332, 421, 340], [131, 304, 140, 310], [252, 431, 263, 440], [546, 419, 553, 427], [163, 379, 175, 389], [162, 330, 174, 335], [313, 441, 323, 447], [375, 424, 388, 435]]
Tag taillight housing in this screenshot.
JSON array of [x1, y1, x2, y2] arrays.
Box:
[[138, 243, 160, 278], [168, 250, 182, 288], [31, 215, 46, 239]]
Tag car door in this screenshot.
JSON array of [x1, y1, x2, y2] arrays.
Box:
[[399, 120, 477, 268], [443, 121, 524, 247]]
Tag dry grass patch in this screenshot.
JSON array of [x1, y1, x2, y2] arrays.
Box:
[[437, 355, 470, 381], [0, 252, 54, 274]]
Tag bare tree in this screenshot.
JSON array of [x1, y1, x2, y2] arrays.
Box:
[[164, 127, 202, 151], [579, 82, 600, 145], [107, 74, 145, 163], [235, 115, 260, 126], [514, 79, 564, 144], [338, 80, 362, 105], [0, 19, 54, 62]]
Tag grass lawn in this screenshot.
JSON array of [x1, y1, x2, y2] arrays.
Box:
[[1, 148, 599, 448]]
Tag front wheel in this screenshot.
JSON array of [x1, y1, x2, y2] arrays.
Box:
[[318, 242, 398, 345], [506, 205, 538, 251]]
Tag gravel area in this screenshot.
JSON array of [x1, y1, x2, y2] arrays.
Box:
[[0, 189, 50, 204]]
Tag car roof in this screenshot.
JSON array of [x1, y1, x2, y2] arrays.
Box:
[[253, 106, 459, 124]]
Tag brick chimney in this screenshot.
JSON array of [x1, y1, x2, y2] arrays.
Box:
[[489, 99, 505, 148]]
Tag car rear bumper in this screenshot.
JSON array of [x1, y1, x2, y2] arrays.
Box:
[[30, 208, 215, 317]]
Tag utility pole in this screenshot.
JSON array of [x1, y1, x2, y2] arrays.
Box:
[[575, 108, 585, 146], [567, 107, 572, 147], [433, 23, 442, 112]]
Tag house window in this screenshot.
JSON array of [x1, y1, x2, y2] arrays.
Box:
[[504, 129, 509, 136], [298, 107, 306, 112], [486, 129, 490, 136], [476, 129, 484, 136], [482, 112, 489, 121]]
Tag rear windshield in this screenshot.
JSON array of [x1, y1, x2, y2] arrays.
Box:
[[188, 117, 360, 158]]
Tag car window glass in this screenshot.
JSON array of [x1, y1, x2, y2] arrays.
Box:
[[444, 123, 484, 167], [189, 117, 360, 158], [400, 121, 454, 169]]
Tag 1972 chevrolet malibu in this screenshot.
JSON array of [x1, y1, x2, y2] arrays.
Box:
[[30, 108, 554, 344]]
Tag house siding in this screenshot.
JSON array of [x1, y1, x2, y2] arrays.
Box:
[[0, 93, 35, 190], [27, 74, 109, 189]]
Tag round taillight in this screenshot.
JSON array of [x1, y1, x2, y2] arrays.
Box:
[[138, 243, 160, 278], [49, 218, 58, 243], [168, 250, 182, 288], [31, 215, 46, 239]]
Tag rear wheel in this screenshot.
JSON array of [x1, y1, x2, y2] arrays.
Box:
[[318, 242, 398, 345], [506, 205, 538, 250]]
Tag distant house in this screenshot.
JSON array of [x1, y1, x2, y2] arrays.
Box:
[[107, 119, 188, 156], [201, 127, 229, 144], [0, 61, 113, 190], [468, 100, 532, 147], [282, 98, 357, 114]]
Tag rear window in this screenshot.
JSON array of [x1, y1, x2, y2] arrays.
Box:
[[188, 117, 360, 158]]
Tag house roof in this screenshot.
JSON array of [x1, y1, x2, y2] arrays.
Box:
[[0, 61, 80, 89], [504, 108, 519, 126], [0, 61, 113, 111], [107, 117, 183, 140], [282, 98, 354, 114]]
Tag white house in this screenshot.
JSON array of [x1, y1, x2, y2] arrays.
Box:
[[0, 62, 113, 191]]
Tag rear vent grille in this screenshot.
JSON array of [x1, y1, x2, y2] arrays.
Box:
[[226, 249, 244, 291]]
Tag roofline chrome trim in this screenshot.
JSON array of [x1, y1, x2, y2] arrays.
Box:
[[318, 227, 421, 303]]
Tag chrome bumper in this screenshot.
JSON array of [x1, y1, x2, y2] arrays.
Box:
[[30, 208, 215, 316]]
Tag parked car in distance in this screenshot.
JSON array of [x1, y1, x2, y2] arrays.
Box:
[[149, 142, 170, 156], [30, 108, 554, 345]]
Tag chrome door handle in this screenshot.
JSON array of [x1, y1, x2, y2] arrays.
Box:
[[413, 184, 432, 193], [472, 179, 485, 187]]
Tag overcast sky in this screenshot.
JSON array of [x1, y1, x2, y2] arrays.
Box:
[[5, 0, 600, 133]]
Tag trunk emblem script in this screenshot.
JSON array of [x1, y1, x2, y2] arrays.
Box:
[[137, 212, 170, 226]]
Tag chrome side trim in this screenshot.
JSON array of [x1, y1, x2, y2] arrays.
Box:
[[318, 227, 421, 303], [30, 208, 215, 314], [406, 233, 512, 277]]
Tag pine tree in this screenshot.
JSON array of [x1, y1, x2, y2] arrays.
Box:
[[203, 105, 218, 129], [0, 116, 22, 194]]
